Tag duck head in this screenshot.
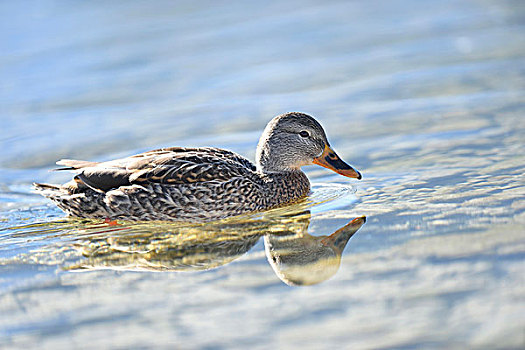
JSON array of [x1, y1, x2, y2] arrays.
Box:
[[256, 112, 361, 179]]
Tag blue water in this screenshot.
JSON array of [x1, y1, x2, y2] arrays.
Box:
[[1, 0, 524, 348]]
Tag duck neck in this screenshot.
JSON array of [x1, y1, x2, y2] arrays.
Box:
[[255, 137, 310, 201], [264, 169, 311, 206], [255, 159, 304, 175], [256, 140, 292, 173]]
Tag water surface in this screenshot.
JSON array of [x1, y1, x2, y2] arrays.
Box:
[[1, 0, 524, 348]]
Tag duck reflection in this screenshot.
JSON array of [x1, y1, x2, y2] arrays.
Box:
[[70, 212, 366, 286], [265, 216, 365, 286], [71, 221, 265, 271]]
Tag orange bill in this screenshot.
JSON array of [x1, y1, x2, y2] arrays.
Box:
[[313, 144, 362, 179]]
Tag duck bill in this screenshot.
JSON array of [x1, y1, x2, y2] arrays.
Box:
[[313, 145, 362, 179]]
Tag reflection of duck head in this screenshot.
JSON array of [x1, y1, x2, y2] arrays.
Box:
[[264, 216, 366, 286]]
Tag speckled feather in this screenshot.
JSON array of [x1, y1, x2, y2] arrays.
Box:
[[35, 146, 310, 222]]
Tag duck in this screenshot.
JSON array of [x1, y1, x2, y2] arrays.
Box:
[[34, 112, 362, 222]]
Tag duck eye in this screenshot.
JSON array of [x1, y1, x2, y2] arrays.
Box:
[[299, 131, 310, 138]]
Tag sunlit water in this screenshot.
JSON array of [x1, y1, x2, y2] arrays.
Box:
[[1, 0, 524, 349]]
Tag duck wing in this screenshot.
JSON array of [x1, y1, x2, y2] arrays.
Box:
[[56, 147, 257, 192]]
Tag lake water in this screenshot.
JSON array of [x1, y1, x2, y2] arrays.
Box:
[[1, 0, 524, 348]]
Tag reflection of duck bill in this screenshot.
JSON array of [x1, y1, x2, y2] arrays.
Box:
[[321, 216, 366, 252]]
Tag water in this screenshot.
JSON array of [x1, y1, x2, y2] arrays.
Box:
[[1, 0, 524, 348]]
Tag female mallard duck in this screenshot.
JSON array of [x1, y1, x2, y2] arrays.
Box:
[[34, 112, 361, 222]]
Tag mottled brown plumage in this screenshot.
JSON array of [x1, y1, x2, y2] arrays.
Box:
[[34, 112, 361, 222]]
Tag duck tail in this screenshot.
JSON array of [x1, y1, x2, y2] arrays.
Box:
[[33, 182, 64, 197], [54, 159, 98, 171], [33, 181, 105, 218], [33, 182, 60, 191]]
